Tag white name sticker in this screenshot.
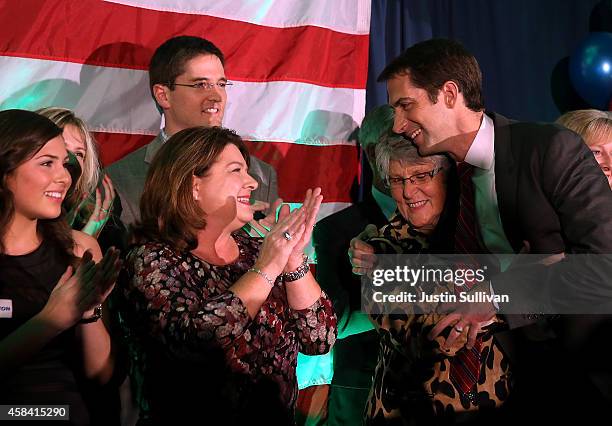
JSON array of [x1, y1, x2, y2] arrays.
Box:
[[0, 299, 13, 318]]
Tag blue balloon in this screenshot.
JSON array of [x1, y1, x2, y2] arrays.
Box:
[[569, 32, 612, 110]]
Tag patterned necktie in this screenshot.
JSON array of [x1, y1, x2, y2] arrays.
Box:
[[450, 161, 483, 404], [454, 162, 482, 256]]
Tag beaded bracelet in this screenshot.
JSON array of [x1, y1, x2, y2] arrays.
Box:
[[248, 267, 275, 286], [282, 256, 310, 282]]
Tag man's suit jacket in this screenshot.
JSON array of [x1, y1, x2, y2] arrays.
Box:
[[313, 194, 388, 389], [487, 112, 612, 419], [488, 112, 612, 310], [247, 152, 279, 214], [105, 132, 279, 226]]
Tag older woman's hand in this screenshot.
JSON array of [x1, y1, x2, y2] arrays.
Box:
[[428, 306, 497, 351], [348, 224, 379, 275]]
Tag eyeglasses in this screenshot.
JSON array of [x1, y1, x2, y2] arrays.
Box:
[[387, 167, 443, 187], [172, 81, 234, 91]]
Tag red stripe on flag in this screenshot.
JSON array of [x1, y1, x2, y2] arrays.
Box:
[[245, 140, 358, 203], [96, 133, 358, 203], [0, 0, 368, 89], [94, 132, 154, 166]]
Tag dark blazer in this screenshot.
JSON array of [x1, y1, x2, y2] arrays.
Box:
[[105, 132, 279, 226], [313, 193, 388, 389], [487, 112, 612, 420], [248, 151, 279, 211], [489, 112, 612, 312]]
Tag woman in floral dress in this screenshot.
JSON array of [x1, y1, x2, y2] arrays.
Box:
[[117, 126, 336, 425]]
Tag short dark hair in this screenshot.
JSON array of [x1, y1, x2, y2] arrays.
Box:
[[378, 38, 484, 112], [149, 35, 225, 101], [0, 109, 74, 259], [136, 126, 250, 251]]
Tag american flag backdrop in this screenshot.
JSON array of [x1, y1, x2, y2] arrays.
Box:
[[0, 0, 372, 254]]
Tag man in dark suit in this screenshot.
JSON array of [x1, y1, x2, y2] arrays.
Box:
[[106, 36, 277, 225], [352, 38, 612, 421], [308, 105, 400, 425]]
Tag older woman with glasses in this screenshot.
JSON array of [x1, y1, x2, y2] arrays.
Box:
[[354, 135, 512, 425]]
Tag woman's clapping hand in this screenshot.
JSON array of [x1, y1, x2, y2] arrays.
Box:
[[283, 188, 322, 271], [81, 175, 116, 238], [250, 188, 322, 276], [38, 248, 121, 331]]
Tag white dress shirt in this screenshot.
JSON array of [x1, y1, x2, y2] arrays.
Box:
[[464, 114, 515, 271]]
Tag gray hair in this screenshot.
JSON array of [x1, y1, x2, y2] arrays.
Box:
[[375, 137, 450, 185]]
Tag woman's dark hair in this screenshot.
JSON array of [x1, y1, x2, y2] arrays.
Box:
[[0, 109, 74, 259], [135, 126, 250, 251]]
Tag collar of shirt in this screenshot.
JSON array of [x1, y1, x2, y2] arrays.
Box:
[[160, 128, 170, 143], [463, 114, 495, 171], [371, 186, 396, 220]]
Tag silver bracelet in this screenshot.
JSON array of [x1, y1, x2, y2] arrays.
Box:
[[282, 256, 310, 282], [248, 267, 275, 286]]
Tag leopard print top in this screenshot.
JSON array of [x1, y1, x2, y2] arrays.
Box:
[[364, 212, 512, 425]]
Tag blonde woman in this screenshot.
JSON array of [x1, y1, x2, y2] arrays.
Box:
[[557, 109, 612, 187], [37, 108, 126, 250]]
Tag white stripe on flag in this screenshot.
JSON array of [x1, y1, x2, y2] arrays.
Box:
[[0, 56, 362, 146], [0, 56, 158, 135], [104, 0, 371, 34]]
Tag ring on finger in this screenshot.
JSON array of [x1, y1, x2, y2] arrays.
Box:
[[454, 325, 464, 332], [283, 231, 292, 241]]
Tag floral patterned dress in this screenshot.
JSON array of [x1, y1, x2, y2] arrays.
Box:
[[117, 232, 337, 424]]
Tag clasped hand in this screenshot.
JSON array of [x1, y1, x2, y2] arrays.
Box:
[[347, 224, 496, 350], [348, 224, 379, 276], [66, 175, 116, 238], [249, 188, 322, 274]]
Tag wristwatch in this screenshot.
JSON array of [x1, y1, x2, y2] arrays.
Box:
[[79, 304, 103, 324]]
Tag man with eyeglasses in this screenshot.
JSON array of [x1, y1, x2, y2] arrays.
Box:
[[106, 35, 278, 225], [350, 38, 612, 422]]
